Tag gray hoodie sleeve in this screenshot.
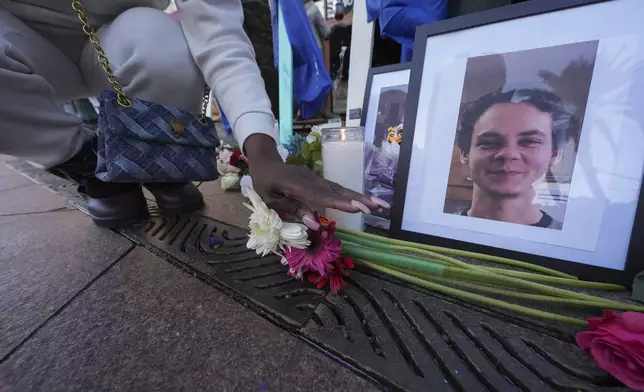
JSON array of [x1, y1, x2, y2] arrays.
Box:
[[175, 0, 276, 150]]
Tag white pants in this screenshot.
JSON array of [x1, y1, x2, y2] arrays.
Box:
[[0, 6, 205, 168]]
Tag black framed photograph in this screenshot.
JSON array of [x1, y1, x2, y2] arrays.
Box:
[[361, 63, 411, 229], [361, 63, 411, 146], [390, 0, 644, 286]]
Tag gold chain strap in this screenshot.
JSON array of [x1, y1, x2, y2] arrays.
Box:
[[201, 86, 211, 123], [71, 0, 211, 123]]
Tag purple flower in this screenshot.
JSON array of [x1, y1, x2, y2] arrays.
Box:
[[209, 235, 220, 247]]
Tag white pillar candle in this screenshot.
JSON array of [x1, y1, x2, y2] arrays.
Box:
[[322, 129, 365, 231]]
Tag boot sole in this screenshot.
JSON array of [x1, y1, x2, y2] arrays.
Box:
[[156, 199, 205, 215], [91, 209, 150, 229]]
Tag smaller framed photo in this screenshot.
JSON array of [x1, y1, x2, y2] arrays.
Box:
[[360, 63, 411, 229], [390, 0, 644, 286]]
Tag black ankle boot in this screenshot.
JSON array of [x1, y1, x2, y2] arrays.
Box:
[[144, 183, 205, 214], [82, 179, 149, 228], [48, 138, 206, 223], [47, 138, 149, 228]]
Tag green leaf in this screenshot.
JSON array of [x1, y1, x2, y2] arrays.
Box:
[[286, 155, 304, 166], [311, 138, 322, 151], [311, 151, 322, 162], [301, 143, 311, 160]]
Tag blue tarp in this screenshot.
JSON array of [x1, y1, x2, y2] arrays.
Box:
[[366, 0, 381, 23], [221, 111, 232, 135], [368, 0, 448, 62], [269, 0, 332, 118], [213, 100, 233, 135]]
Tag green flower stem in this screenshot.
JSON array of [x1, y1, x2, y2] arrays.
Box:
[[337, 228, 577, 279], [337, 232, 474, 269], [339, 232, 538, 277], [337, 233, 601, 287], [469, 268, 624, 291], [336, 232, 394, 252], [443, 267, 627, 306], [342, 244, 446, 276], [396, 267, 644, 312], [392, 246, 471, 268], [389, 244, 620, 289], [354, 258, 588, 327], [392, 244, 623, 290], [342, 242, 627, 307]]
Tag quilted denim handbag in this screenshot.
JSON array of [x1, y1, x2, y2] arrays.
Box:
[[73, 0, 220, 183]]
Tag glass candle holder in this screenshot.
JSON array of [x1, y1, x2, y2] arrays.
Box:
[[321, 126, 365, 231]]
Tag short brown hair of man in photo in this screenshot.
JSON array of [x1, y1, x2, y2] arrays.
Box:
[[454, 87, 577, 230]]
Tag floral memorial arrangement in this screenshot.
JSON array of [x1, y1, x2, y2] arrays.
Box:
[[216, 144, 249, 190], [243, 187, 354, 292], [224, 120, 643, 389], [284, 131, 323, 174], [242, 184, 643, 389]]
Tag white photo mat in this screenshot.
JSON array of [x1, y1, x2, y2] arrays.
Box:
[[402, 0, 644, 271]]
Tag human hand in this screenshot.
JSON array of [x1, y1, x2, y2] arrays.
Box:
[[244, 134, 390, 230]]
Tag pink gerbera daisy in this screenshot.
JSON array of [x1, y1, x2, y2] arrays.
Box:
[[284, 220, 342, 276]]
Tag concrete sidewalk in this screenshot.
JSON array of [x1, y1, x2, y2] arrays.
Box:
[[0, 161, 375, 392]]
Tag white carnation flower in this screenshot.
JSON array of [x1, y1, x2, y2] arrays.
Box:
[[244, 189, 284, 256], [279, 222, 310, 250], [243, 189, 310, 256], [246, 213, 282, 257]]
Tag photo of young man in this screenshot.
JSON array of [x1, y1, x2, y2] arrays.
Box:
[[443, 41, 599, 230]]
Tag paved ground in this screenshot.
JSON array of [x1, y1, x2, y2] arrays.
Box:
[[0, 159, 377, 392]]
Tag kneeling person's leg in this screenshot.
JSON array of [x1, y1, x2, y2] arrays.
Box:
[[0, 9, 149, 228], [81, 7, 205, 113], [0, 8, 93, 169]]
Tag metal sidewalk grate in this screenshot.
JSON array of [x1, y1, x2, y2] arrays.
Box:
[[120, 209, 328, 328], [302, 271, 627, 392], [2, 159, 632, 392]]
